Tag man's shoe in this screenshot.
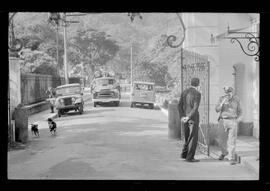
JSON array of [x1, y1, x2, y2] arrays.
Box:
[[218, 154, 226, 160], [185, 159, 200, 162], [229, 160, 237, 165], [181, 154, 186, 159]]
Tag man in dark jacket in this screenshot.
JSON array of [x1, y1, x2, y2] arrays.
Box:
[[178, 77, 201, 162]]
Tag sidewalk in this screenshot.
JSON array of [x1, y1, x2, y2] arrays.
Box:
[[157, 104, 259, 175]]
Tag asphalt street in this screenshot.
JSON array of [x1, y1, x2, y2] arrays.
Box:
[[7, 93, 258, 180]]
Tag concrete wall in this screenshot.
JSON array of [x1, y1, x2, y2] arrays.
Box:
[[9, 57, 21, 116]]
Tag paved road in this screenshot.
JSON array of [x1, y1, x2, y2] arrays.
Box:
[[8, 93, 258, 180]]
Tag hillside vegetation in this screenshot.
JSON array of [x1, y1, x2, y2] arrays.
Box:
[[12, 12, 183, 86]]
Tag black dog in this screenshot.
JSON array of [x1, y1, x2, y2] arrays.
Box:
[[31, 124, 39, 136], [47, 118, 57, 135]]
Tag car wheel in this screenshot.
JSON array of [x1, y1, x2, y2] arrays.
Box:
[[115, 101, 120, 107]]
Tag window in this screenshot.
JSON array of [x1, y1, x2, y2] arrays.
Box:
[[96, 79, 116, 86], [134, 84, 153, 91]]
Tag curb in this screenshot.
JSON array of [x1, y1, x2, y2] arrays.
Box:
[[238, 156, 259, 174]]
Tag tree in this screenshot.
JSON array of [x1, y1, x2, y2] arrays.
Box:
[[70, 28, 120, 75], [19, 48, 58, 76], [132, 34, 172, 86], [15, 21, 63, 77]]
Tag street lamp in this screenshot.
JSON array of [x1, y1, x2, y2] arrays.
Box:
[[166, 13, 186, 48], [165, 13, 186, 93]]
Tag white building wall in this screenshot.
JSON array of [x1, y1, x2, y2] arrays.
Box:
[[217, 13, 257, 125], [182, 13, 220, 123], [182, 13, 259, 138]]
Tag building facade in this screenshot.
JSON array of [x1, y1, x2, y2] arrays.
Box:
[[182, 13, 259, 138]]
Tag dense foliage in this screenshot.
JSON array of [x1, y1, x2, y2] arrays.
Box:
[[13, 13, 182, 86]]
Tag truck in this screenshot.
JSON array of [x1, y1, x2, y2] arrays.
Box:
[[90, 72, 121, 107]]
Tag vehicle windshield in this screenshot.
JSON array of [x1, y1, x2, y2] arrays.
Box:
[[134, 84, 153, 91], [96, 79, 115, 86], [56, 86, 81, 96]]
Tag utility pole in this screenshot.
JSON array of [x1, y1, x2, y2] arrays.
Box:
[[130, 41, 133, 86], [81, 61, 84, 86], [56, 24, 59, 75], [63, 13, 69, 84]]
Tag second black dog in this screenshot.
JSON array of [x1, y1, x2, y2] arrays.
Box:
[[31, 124, 39, 136], [47, 118, 57, 135]]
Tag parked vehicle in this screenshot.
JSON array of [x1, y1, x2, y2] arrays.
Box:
[[130, 81, 155, 109], [91, 76, 121, 107], [54, 83, 84, 117]]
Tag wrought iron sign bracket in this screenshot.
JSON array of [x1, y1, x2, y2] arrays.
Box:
[[166, 13, 186, 48], [223, 26, 260, 62]]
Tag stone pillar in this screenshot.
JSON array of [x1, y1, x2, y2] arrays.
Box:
[[9, 57, 21, 116], [251, 59, 259, 138], [13, 106, 29, 143], [9, 57, 22, 144], [168, 99, 181, 139]]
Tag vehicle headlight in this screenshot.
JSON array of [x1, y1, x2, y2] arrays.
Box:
[[113, 91, 118, 98], [75, 98, 82, 104], [59, 99, 64, 104]]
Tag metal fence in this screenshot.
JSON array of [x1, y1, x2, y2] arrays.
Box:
[[21, 74, 82, 105], [181, 49, 210, 155], [21, 73, 53, 105]]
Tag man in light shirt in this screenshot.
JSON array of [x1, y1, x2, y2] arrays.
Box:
[[215, 86, 242, 165]]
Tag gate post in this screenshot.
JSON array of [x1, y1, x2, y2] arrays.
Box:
[[13, 104, 29, 143], [168, 99, 181, 139]]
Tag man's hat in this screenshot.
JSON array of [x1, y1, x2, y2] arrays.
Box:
[[191, 77, 200, 87], [223, 86, 234, 93]]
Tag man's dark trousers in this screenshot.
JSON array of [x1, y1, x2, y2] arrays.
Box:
[[181, 116, 199, 160]]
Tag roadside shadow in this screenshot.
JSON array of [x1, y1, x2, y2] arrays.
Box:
[[198, 158, 220, 162], [196, 157, 228, 162], [88, 109, 116, 114], [60, 109, 116, 117]]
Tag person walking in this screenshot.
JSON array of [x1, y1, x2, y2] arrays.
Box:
[[215, 86, 242, 165], [46, 87, 56, 113], [178, 77, 201, 162]]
